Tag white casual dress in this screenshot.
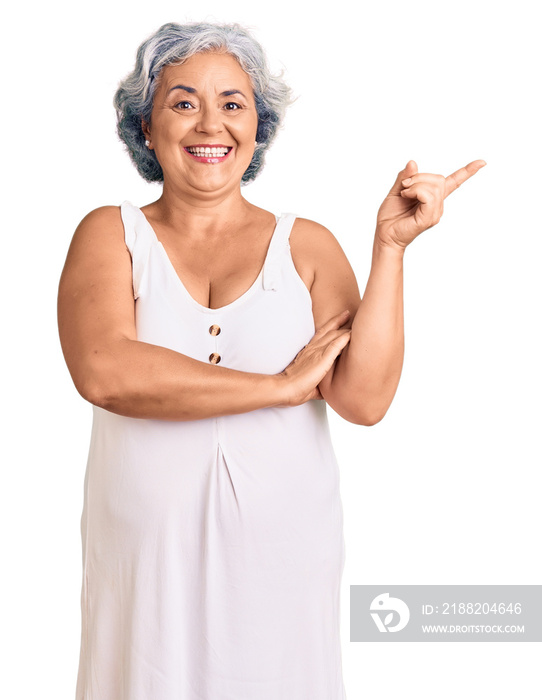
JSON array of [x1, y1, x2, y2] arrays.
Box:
[[75, 200, 347, 700]]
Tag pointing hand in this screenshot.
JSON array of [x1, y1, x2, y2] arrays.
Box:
[[375, 159, 487, 251]]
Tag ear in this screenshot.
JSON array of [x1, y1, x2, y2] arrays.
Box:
[[141, 118, 152, 144]]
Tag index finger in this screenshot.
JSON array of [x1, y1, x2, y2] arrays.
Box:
[[444, 159, 487, 198]]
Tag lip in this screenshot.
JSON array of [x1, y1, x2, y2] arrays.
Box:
[[183, 144, 233, 164], [187, 143, 233, 149]]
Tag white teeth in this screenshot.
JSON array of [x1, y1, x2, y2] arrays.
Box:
[[187, 146, 230, 156]]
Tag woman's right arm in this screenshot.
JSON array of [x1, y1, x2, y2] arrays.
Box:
[[57, 207, 351, 421]]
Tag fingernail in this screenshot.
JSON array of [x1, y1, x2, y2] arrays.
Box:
[[402, 177, 412, 185]]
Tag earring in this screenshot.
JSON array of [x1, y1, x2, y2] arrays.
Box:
[[145, 140, 150, 147]]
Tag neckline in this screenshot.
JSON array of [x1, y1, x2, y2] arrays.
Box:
[[130, 202, 282, 315]]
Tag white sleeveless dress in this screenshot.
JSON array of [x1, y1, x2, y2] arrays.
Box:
[[75, 200, 347, 700]]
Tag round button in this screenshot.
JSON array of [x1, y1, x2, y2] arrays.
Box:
[[209, 352, 221, 364], [209, 324, 221, 336]]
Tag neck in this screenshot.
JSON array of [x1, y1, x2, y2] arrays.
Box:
[[145, 178, 255, 237]]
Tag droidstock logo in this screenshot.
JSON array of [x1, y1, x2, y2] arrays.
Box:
[[370, 593, 410, 632]]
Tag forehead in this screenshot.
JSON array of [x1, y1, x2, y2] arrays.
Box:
[[157, 51, 254, 94]]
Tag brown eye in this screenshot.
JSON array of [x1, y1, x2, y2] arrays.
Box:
[[224, 102, 241, 111]]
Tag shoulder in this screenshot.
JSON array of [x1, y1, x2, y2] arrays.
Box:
[[64, 206, 128, 265], [290, 216, 350, 261], [289, 216, 358, 292], [76, 205, 124, 232], [71, 205, 126, 249], [291, 216, 336, 240]]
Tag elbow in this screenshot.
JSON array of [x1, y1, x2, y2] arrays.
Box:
[[76, 356, 123, 411], [366, 410, 387, 426], [344, 400, 390, 427], [78, 374, 118, 410], [344, 385, 397, 426], [327, 388, 390, 426], [350, 409, 387, 427], [83, 379, 119, 411]]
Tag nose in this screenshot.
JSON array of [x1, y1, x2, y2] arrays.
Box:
[[195, 106, 223, 135]]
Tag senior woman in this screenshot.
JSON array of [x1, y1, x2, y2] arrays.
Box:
[[57, 21, 485, 700]]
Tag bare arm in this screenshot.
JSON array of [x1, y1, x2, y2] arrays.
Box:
[[57, 206, 349, 421], [318, 235, 404, 426], [309, 159, 486, 425], [293, 218, 400, 426], [78, 338, 289, 421]]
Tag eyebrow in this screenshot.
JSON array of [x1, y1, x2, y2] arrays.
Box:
[[168, 84, 196, 94], [168, 85, 248, 99]]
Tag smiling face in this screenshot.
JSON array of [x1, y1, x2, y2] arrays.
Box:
[[142, 50, 259, 196]]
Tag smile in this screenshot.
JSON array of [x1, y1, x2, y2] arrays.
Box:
[[184, 145, 233, 163]]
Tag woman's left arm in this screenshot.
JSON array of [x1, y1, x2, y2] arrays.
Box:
[[310, 158, 486, 425]]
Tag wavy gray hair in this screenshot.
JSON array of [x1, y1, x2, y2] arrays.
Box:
[[113, 22, 293, 185]]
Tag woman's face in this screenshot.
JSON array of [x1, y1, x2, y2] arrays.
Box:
[[143, 50, 259, 196]]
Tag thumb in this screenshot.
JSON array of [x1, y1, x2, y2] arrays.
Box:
[[388, 159, 418, 195]]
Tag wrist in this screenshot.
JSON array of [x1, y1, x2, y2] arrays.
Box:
[[266, 373, 290, 408], [373, 232, 406, 260]]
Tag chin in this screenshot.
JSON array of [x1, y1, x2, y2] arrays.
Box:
[[187, 167, 250, 191], [186, 175, 240, 194]]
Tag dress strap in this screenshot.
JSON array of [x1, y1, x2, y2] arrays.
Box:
[[262, 213, 297, 291], [120, 200, 137, 252], [120, 200, 154, 300]]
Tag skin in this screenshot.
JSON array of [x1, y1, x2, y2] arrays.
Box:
[[57, 49, 486, 424], [319, 157, 486, 423]]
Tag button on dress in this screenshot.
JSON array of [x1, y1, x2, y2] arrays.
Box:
[[75, 200, 348, 700]]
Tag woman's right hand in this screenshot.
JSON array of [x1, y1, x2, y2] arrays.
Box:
[[275, 310, 352, 407]]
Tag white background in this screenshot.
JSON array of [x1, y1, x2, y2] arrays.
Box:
[[1, 0, 540, 697]]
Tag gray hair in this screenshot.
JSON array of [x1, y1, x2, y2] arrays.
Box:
[[113, 21, 293, 185]]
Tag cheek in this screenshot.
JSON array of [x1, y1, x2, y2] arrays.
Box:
[[234, 116, 258, 145], [153, 121, 187, 156]]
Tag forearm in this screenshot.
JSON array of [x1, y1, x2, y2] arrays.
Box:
[[84, 338, 285, 421], [331, 234, 405, 424]]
